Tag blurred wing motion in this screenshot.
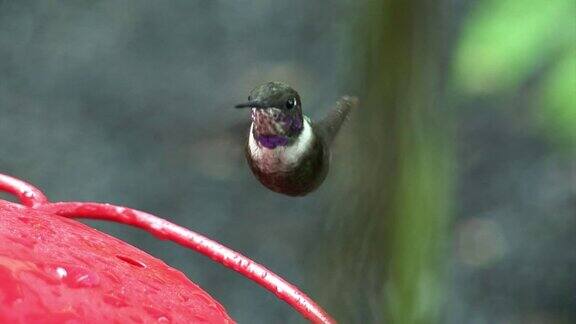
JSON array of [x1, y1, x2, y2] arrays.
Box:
[[316, 96, 359, 146]]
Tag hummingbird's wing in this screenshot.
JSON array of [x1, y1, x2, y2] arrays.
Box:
[[316, 96, 358, 146]]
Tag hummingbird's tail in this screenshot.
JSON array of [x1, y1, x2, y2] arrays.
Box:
[[317, 96, 358, 145]]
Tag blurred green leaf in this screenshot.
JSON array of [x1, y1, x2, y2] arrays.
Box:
[[454, 0, 575, 94], [538, 51, 576, 149]]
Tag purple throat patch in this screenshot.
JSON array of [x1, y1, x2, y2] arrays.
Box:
[[256, 135, 289, 149]]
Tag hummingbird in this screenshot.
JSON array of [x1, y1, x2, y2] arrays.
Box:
[[235, 82, 357, 196]]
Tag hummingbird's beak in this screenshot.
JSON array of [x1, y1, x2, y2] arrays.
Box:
[[234, 101, 267, 109]]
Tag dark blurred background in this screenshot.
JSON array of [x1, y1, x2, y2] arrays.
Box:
[[0, 1, 574, 323]]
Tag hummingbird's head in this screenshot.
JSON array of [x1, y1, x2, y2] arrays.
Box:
[[235, 82, 303, 149]]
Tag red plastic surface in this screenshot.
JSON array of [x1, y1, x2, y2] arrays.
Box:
[[0, 174, 335, 324], [0, 199, 234, 323]]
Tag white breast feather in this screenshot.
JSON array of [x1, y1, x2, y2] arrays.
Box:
[[249, 117, 314, 173]]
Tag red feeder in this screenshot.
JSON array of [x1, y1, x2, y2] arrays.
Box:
[[0, 173, 334, 324]]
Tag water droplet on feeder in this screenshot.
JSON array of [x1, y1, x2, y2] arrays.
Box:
[[55, 267, 67, 279], [54, 265, 101, 288], [144, 305, 171, 323]]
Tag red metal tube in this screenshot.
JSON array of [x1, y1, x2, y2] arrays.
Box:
[[0, 174, 49, 208]]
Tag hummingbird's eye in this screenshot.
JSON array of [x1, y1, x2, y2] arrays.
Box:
[[286, 98, 297, 109]]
